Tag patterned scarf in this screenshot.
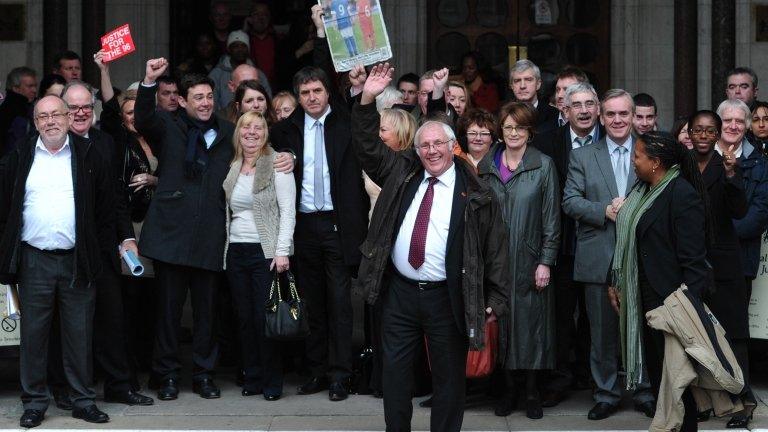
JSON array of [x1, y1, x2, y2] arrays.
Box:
[[612, 165, 679, 389]]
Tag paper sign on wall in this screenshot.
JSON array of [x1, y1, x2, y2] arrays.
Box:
[[100, 24, 136, 62]]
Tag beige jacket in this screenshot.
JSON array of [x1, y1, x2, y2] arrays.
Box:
[[222, 148, 296, 267], [645, 286, 754, 432]]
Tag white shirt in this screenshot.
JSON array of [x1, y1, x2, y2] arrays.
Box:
[[715, 139, 748, 159], [392, 165, 455, 281], [570, 125, 598, 149], [229, 174, 261, 244], [299, 107, 334, 213], [22, 137, 76, 250]]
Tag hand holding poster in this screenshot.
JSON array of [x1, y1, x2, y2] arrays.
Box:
[[318, 0, 392, 72], [100, 24, 136, 62]]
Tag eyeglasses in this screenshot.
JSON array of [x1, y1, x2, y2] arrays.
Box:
[[35, 112, 69, 122], [502, 125, 531, 134], [415, 139, 453, 152], [689, 127, 719, 136], [68, 104, 94, 114], [466, 131, 492, 139], [568, 100, 597, 110]]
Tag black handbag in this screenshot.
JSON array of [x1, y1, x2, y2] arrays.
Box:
[[264, 270, 310, 340]]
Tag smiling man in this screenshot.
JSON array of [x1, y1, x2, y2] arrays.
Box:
[[563, 89, 656, 421], [0, 96, 116, 428], [135, 58, 235, 402], [632, 93, 658, 136], [270, 65, 369, 403]]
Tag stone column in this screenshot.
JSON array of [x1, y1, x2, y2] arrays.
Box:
[[711, 0, 735, 107], [674, 0, 697, 119], [43, 0, 68, 74], [81, 0, 105, 85]]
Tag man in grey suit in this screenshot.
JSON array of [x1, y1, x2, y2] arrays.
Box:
[[562, 89, 655, 420]]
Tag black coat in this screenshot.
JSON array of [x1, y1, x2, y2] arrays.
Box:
[[733, 143, 768, 279], [636, 176, 710, 299], [702, 153, 749, 338], [0, 133, 115, 284], [535, 102, 559, 135], [0, 90, 31, 156], [134, 84, 234, 271], [270, 103, 369, 266], [532, 123, 604, 256]]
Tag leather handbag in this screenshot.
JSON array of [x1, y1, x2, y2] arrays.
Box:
[[465, 313, 498, 378], [264, 270, 310, 340]]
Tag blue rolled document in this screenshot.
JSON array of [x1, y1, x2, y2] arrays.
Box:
[[122, 250, 145, 276]]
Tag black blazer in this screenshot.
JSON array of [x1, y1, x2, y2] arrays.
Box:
[[701, 153, 750, 337], [270, 103, 369, 266], [533, 123, 604, 256], [636, 176, 710, 299], [535, 102, 559, 134]]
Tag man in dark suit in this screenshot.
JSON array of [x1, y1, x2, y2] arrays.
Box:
[[509, 59, 559, 134], [351, 63, 509, 432], [562, 89, 655, 420], [270, 64, 369, 402], [533, 82, 602, 406], [54, 81, 153, 407], [135, 58, 234, 401], [0, 95, 114, 427]]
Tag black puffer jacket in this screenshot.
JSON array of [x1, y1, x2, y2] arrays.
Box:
[[351, 101, 509, 350]]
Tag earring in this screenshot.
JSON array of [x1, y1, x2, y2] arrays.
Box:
[[652, 167, 657, 173]]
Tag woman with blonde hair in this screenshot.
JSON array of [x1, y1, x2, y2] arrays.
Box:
[[222, 110, 296, 400], [272, 91, 298, 122]]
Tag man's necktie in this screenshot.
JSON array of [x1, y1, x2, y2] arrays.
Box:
[[408, 177, 438, 269], [314, 120, 324, 210], [575, 135, 593, 148], [615, 145, 628, 196]]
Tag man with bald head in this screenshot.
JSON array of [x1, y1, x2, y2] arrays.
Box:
[[0, 95, 116, 427], [208, 33, 272, 109]]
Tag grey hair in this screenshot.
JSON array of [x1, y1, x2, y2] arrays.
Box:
[[600, 88, 635, 113], [419, 70, 437, 83], [376, 86, 403, 112], [5, 66, 36, 92], [61, 80, 97, 105], [414, 120, 456, 147], [716, 98, 752, 129], [564, 82, 598, 106], [509, 59, 541, 81], [33, 95, 67, 118]]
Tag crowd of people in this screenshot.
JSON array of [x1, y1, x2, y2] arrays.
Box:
[[0, 2, 766, 431]]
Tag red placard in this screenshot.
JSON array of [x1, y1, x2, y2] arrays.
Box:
[[100, 24, 136, 62]]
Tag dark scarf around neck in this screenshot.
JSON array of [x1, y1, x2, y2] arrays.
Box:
[[180, 111, 218, 179]]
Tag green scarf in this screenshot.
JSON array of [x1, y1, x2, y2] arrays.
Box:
[[612, 165, 680, 389]]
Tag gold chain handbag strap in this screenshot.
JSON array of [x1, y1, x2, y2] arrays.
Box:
[[267, 270, 282, 312], [286, 270, 300, 301]]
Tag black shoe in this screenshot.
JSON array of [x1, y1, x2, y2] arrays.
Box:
[[588, 402, 616, 420], [635, 400, 656, 418], [541, 390, 565, 408], [297, 377, 328, 395], [494, 396, 516, 417], [104, 390, 154, 406], [241, 388, 261, 397], [20, 409, 44, 428], [419, 396, 433, 408], [157, 378, 179, 401], [329, 381, 348, 401], [72, 405, 109, 423], [53, 391, 73, 411], [697, 408, 713, 422], [264, 390, 281, 401], [526, 397, 543, 420], [193, 378, 221, 399], [726, 414, 752, 429]]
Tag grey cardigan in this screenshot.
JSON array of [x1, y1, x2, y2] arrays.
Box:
[[222, 148, 296, 267]]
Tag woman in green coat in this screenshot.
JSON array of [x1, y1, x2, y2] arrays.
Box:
[[477, 102, 560, 419]]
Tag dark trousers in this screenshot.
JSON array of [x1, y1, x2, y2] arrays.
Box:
[[225, 243, 282, 393], [93, 260, 132, 393], [381, 274, 467, 432], [294, 212, 353, 382], [19, 244, 96, 411], [122, 275, 157, 374], [549, 255, 590, 392], [152, 262, 219, 381]]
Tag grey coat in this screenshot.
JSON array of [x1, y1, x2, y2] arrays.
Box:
[[477, 143, 560, 369], [562, 137, 636, 284]]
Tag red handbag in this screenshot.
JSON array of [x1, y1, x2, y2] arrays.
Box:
[[424, 313, 499, 378], [465, 313, 498, 378]]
